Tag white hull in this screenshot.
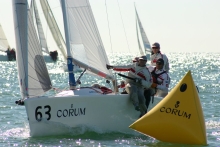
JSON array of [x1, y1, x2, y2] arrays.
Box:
[[24, 88, 161, 136]]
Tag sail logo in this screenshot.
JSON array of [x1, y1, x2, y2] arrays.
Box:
[[159, 101, 191, 119], [57, 104, 86, 118]]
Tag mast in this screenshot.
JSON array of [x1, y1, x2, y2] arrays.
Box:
[[60, 0, 76, 90]]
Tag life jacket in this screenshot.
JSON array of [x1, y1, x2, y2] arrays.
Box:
[[151, 67, 166, 84]]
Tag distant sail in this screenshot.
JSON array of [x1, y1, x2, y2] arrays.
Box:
[[136, 19, 144, 56], [0, 24, 10, 52], [135, 7, 151, 55], [30, 0, 50, 54], [129, 71, 207, 145], [40, 0, 67, 59]]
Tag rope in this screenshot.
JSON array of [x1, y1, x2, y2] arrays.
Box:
[[104, 0, 113, 53], [116, 0, 130, 52]]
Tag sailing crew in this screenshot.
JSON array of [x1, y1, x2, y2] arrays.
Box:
[[106, 55, 154, 117], [151, 42, 170, 73], [5, 47, 16, 61], [131, 56, 155, 112], [148, 58, 170, 98], [50, 50, 58, 61]]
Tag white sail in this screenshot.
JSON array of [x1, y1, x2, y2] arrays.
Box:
[[136, 18, 145, 56], [60, 0, 113, 80], [40, 0, 67, 59], [13, 0, 52, 99], [135, 7, 151, 55], [0, 24, 10, 52], [30, 0, 50, 54]]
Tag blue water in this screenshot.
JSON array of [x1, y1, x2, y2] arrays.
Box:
[[0, 52, 220, 146]]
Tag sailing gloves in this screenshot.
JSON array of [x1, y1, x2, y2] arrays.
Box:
[[106, 64, 113, 69]]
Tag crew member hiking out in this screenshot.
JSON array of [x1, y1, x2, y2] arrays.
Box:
[[106, 55, 155, 118]]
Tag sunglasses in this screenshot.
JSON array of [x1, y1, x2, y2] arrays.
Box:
[[156, 62, 163, 65], [152, 47, 159, 49]]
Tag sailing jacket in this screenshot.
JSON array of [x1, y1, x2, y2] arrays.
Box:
[[151, 52, 170, 73], [112, 63, 152, 89]]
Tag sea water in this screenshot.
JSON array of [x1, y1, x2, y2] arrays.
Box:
[[0, 52, 220, 146]]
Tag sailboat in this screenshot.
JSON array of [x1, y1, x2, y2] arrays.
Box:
[[13, 1, 207, 144], [0, 24, 16, 61], [135, 6, 151, 59], [13, 0, 161, 137], [39, 0, 67, 60]]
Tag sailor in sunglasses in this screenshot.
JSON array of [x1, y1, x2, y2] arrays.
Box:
[[151, 42, 170, 73]]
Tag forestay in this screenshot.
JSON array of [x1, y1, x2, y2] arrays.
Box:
[[13, 0, 52, 99], [61, 0, 113, 80], [135, 7, 151, 56], [0, 24, 10, 52]]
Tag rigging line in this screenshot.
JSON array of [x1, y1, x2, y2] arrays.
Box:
[[116, 0, 130, 53], [104, 0, 113, 53]]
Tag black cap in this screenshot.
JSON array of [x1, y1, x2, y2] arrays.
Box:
[[152, 42, 160, 49], [156, 58, 164, 64]]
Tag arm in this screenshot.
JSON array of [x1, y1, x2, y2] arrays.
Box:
[[112, 64, 133, 72], [156, 73, 169, 92]]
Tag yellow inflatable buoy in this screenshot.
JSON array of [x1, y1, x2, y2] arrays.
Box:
[[129, 71, 207, 145]]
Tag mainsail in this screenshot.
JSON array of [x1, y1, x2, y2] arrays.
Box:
[[0, 24, 10, 52], [40, 0, 67, 59], [60, 0, 113, 80], [30, 0, 50, 54], [13, 0, 52, 99], [135, 7, 151, 55]]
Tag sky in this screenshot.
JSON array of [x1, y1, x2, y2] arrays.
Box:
[[0, 0, 220, 54]]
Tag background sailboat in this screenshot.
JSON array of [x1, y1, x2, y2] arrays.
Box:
[[135, 6, 151, 59], [0, 24, 15, 61], [30, 0, 50, 54], [38, 0, 81, 71], [40, 0, 67, 60], [30, 0, 58, 62]]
